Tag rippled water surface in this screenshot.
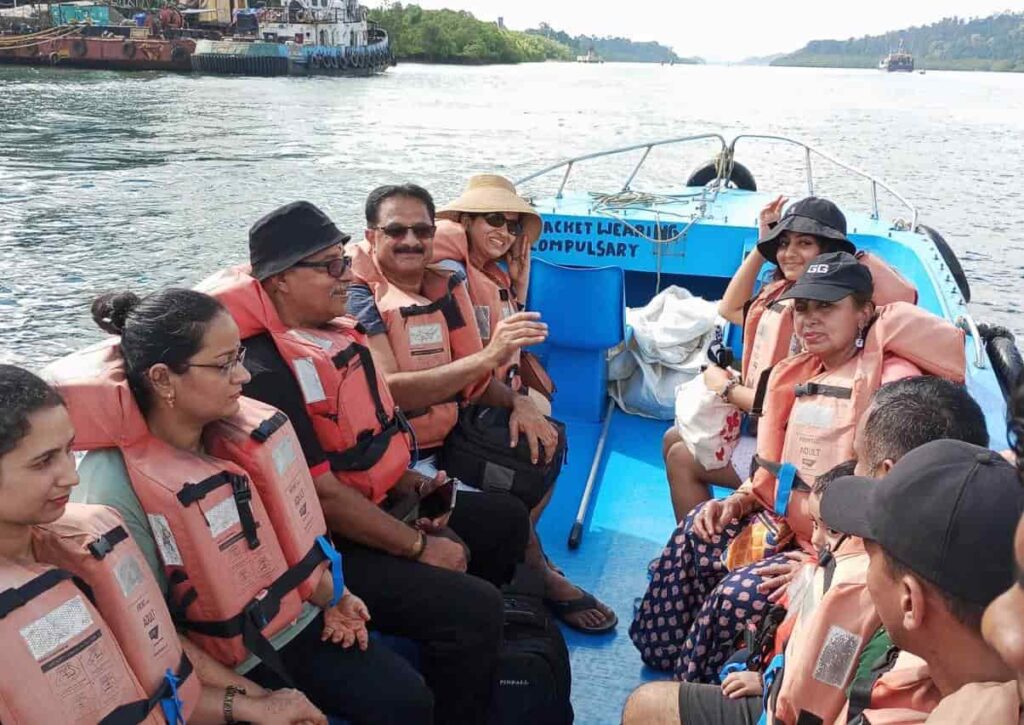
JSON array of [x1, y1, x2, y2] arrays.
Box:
[[2, 62, 1023, 367]]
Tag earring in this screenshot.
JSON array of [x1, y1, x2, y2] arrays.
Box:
[[855, 327, 866, 349], [165, 395, 175, 409]]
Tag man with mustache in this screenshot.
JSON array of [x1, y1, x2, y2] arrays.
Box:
[[347, 183, 617, 633]]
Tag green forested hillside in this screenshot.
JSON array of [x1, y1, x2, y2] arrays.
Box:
[[369, 3, 572, 63], [773, 12, 1024, 71], [527, 23, 699, 63]]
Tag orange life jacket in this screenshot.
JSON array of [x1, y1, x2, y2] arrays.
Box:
[[432, 219, 522, 389], [770, 540, 882, 725], [196, 266, 412, 503], [43, 340, 342, 673], [744, 253, 916, 409], [1, 503, 199, 724], [751, 302, 965, 549], [348, 239, 490, 450]]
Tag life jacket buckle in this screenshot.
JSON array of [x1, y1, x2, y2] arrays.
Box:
[[230, 474, 253, 503], [794, 382, 818, 397], [88, 536, 114, 560], [243, 591, 271, 630]]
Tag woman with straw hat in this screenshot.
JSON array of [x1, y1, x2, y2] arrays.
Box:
[[434, 174, 617, 634]]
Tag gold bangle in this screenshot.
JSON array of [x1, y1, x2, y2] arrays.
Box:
[[407, 529, 426, 560]]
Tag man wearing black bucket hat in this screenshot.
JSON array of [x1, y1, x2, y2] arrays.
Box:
[[198, 200, 533, 725], [821, 439, 1020, 721]]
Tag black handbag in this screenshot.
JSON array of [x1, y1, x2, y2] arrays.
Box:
[[440, 405, 567, 509]]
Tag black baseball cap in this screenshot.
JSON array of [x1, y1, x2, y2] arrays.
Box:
[[821, 439, 1024, 606], [756, 197, 855, 264], [249, 201, 351, 281], [778, 251, 873, 303]]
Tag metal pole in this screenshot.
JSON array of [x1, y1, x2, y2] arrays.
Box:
[[568, 399, 616, 549], [870, 181, 879, 220], [804, 147, 814, 197]]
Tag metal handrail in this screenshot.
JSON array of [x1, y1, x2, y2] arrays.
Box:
[[515, 133, 729, 198], [956, 315, 988, 370], [515, 133, 919, 230]]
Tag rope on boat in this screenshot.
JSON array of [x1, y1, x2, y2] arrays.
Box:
[[589, 190, 708, 245], [0, 27, 80, 50]]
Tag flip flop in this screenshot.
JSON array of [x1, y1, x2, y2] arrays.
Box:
[[545, 589, 618, 634]]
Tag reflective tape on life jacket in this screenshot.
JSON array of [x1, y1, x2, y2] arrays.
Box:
[[44, 341, 342, 678], [751, 302, 966, 548], [349, 240, 490, 450], [29, 503, 200, 724], [432, 219, 523, 389], [770, 543, 880, 725], [196, 266, 412, 504]]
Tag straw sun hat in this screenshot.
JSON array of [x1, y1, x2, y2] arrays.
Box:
[[437, 174, 543, 245]]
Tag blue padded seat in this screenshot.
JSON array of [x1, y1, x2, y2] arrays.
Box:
[[527, 259, 625, 422]]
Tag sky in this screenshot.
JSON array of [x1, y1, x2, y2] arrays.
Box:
[[402, 0, 1024, 62]]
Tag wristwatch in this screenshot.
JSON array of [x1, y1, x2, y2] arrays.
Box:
[[718, 378, 740, 403], [223, 685, 246, 724]]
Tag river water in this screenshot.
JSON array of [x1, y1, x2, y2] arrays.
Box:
[[2, 62, 1023, 368]]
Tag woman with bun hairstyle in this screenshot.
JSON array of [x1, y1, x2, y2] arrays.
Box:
[[73, 289, 433, 724], [0, 363, 328, 724]]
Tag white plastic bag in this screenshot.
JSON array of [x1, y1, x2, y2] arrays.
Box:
[[673, 374, 742, 470]]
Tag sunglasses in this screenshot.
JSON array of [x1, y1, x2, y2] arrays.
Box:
[[477, 213, 524, 237], [374, 223, 437, 242], [292, 256, 351, 278], [184, 347, 247, 376]]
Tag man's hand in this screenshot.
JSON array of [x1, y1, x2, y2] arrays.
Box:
[[486, 312, 547, 367], [321, 590, 371, 650], [509, 395, 558, 464], [239, 688, 327, 725], [417, 534, 468, 572], [692, 495, 751, 543], [753, 551, 811, 604], [721, 671, 763, 699]]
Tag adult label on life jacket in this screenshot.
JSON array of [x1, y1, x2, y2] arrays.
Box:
[[294, 357, 327, 404], [20, 595, 94, 661], [205, 496, 242, 538], [409, 322, 444, 348], [148, 513, 183, 566], [813, 625, 862, 688]]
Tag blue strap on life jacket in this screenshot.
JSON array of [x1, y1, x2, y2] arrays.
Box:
[[773, 463, 798, 517], [719, 660, 748, 682], [159, 668, 185, 725], [316, 535, 344, 607], [757, 653, 786, 725]]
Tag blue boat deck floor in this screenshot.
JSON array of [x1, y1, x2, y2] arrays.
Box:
[[535, 409, 681, 724]]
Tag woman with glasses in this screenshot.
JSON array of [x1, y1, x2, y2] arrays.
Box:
[[73, 287, 434, 725]]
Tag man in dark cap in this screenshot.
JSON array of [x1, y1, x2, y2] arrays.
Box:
[[204, 200, 532, 725], [821, 439, 1020, 720]]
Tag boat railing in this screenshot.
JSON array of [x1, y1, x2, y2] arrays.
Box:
[[728, 134, 919, 230], [516, 133, 919, 230]]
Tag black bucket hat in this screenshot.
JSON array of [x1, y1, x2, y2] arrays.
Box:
[[778, 251, 873, 303], [249, 201, 351, 281], [756, 197, 855, 264]]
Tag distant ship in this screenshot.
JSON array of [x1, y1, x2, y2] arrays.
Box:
[[879, 39, 914, 72], [576, 48, 603, 64]]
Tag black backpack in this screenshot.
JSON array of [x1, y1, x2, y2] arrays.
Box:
[[488, 566, 574, 725], [441, 405, 567, 509]]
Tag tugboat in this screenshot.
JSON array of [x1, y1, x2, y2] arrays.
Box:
[[190, 0, 392, 77], [879, 38, 914, 72], [0, 5, 209, 72]]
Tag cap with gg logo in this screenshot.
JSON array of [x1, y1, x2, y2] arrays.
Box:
[[779, 251, 874, 303]]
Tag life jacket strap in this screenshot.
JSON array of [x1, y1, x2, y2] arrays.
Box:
[[846, 644, 902, 722], [794, 382, 853, 399], [98, 652, 194, 725], [88, 525, 130, 560], [750, 365, 773, 418], [0, 568, 73, 619], [398, 274, 466, 330], [177, 472, 261, 550], [326, 411, 409, 473], [249, 411, 289, 443]]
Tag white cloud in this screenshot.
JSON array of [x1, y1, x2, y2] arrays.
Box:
[[396, 0, 1024, 61]]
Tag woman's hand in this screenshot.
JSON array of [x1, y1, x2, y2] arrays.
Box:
[[238, 688, 327, 725], [721, 670, 763, 699], [759, 195, 788, 238], [702, 364, 735, 395], [507, 236, 531, 303], [692, 495, 751, 543], [753, 550, 812, 603], [414, 470, 452, 533], [321, 591, 371, 650]]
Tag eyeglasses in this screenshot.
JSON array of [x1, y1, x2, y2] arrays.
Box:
[[184, 347, 247, 376], [374, 223, 437, 241], [477, 213, 524, 237], [292, 257, 351, 278]]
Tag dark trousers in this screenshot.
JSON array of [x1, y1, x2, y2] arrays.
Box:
[[338, 490, 530, 725], [248, 610, 433, 725]]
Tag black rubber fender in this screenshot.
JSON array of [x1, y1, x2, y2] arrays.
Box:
[[686, 159, 757, 191], [916, 224, 971, 303], [170, 45, 189, 64], [69, 38, 88, 58], [979, 324, 1024, 399], [122, 40, 136, 59]]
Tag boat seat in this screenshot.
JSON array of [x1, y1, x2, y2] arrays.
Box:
[[527, 259, 625, 423]]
